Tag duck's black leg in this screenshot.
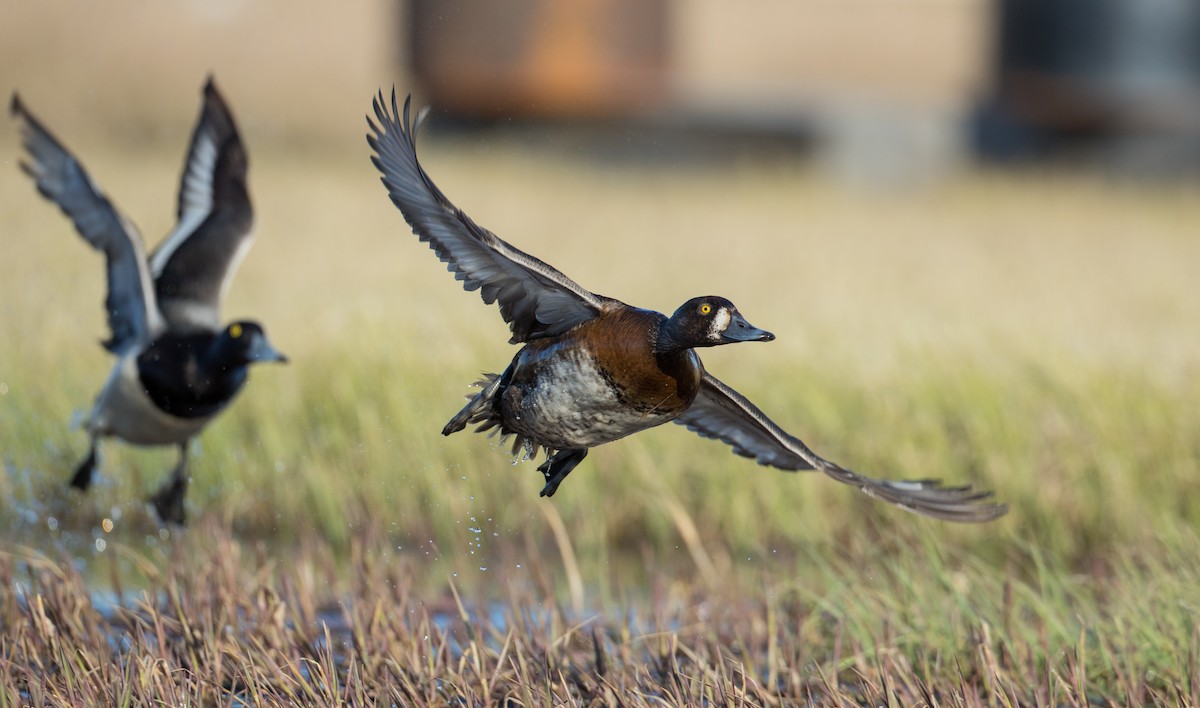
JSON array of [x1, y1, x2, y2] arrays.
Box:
[[149, 443, 189, 525], [537, 448, 587, 497], [69, 440, 98, 491]]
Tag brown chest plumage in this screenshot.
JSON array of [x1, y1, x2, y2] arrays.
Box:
[[532, 308, 701, 410], [498, 307, 703, 450]]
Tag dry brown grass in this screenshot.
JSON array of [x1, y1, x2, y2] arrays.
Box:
[[5, 518, 1200, 705]]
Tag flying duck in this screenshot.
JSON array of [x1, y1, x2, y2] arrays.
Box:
[[12, 78, 286, 525], [366, 91, 1006, 523]]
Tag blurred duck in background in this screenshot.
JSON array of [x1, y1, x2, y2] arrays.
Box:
[[11, 77, 286, 525]]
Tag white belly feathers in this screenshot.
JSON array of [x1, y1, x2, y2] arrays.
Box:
[[505, 351, 677, 450]]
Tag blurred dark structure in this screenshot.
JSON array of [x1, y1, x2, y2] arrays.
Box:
[[404, 1, 1200, 176], [407, 0, 668, 120], [976, 0, 1200, 171], [403, 1, 982, 180]]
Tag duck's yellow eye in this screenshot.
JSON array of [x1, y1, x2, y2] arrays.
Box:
[[230, 324, 243, 338], [699, 303, 712, 315]]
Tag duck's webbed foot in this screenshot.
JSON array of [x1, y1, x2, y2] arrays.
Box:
[[149, 444, 189, 525], [69, 442, 99, 491], [537, 448, 587, 498]]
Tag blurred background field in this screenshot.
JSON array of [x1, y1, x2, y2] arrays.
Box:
[[2, 0, 1200, 701]]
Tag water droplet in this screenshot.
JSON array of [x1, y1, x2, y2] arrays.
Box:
[[479, 566, 488, 571], [46, 517, 58, 531], [94, 538, 107, 553]]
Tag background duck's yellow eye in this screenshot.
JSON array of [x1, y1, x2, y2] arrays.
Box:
[[230, 324, 243, 338], [699, 303, 712, 315]]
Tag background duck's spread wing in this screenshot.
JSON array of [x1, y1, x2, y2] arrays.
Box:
[[676, 371, 1008, 523], [12, 94, 164, 354], [148, 78, 254, 332], [367, 90, 616, 344]]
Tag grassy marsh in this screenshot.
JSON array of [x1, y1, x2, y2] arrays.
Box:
[[2, 131, 1200, 701]]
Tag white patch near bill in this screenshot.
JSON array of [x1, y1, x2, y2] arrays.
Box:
[[708, 307, 732, 341]]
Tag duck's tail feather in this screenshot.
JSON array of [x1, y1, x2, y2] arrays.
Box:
[[442, 374, 502, 436], [443, 373, 549, 462]]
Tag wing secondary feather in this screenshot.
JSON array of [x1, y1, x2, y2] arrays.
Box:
[[149, 77, 254, 332]]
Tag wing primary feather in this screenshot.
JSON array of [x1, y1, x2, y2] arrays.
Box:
[[12, 93, 163, 353], [366, 88, 621, 343], [677, 372, 1007, 523]]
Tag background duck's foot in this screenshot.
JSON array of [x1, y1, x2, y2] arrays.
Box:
[[149, 449, 189, 525], [69, 444, 98, 491], [537, 448, 587, 497], [149, 476, 188, 525]]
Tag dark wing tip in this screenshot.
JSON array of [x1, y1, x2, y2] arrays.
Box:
[[368, 89, 389, 132], [975, 501, 1009, 521], [926, 494, 1009, 524], [367, 87, 424, 144], [873, 478, 1009, 523], [815, 455, 1008, 523], [203, 74, 224, 103], [10, 91, 23, 117], [922, 500, 1009, 524], [201, 77, 232, 118]]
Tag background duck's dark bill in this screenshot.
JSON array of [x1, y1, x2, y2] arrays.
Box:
[[248, 335, 287, 363], [723, 314, 775, 342]]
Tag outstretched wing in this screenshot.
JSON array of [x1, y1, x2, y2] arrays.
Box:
[[149, 77, 254, 332], [12, 93, 164, 354], [676, 371, 1008, 523], [367, 89, 619, 344]]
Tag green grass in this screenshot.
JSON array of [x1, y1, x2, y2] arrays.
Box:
[[2, 135, 1199, 701]]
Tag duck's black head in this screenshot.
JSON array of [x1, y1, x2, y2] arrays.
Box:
[[211, 321, 288, 367], [656, 296, 775, 353]]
